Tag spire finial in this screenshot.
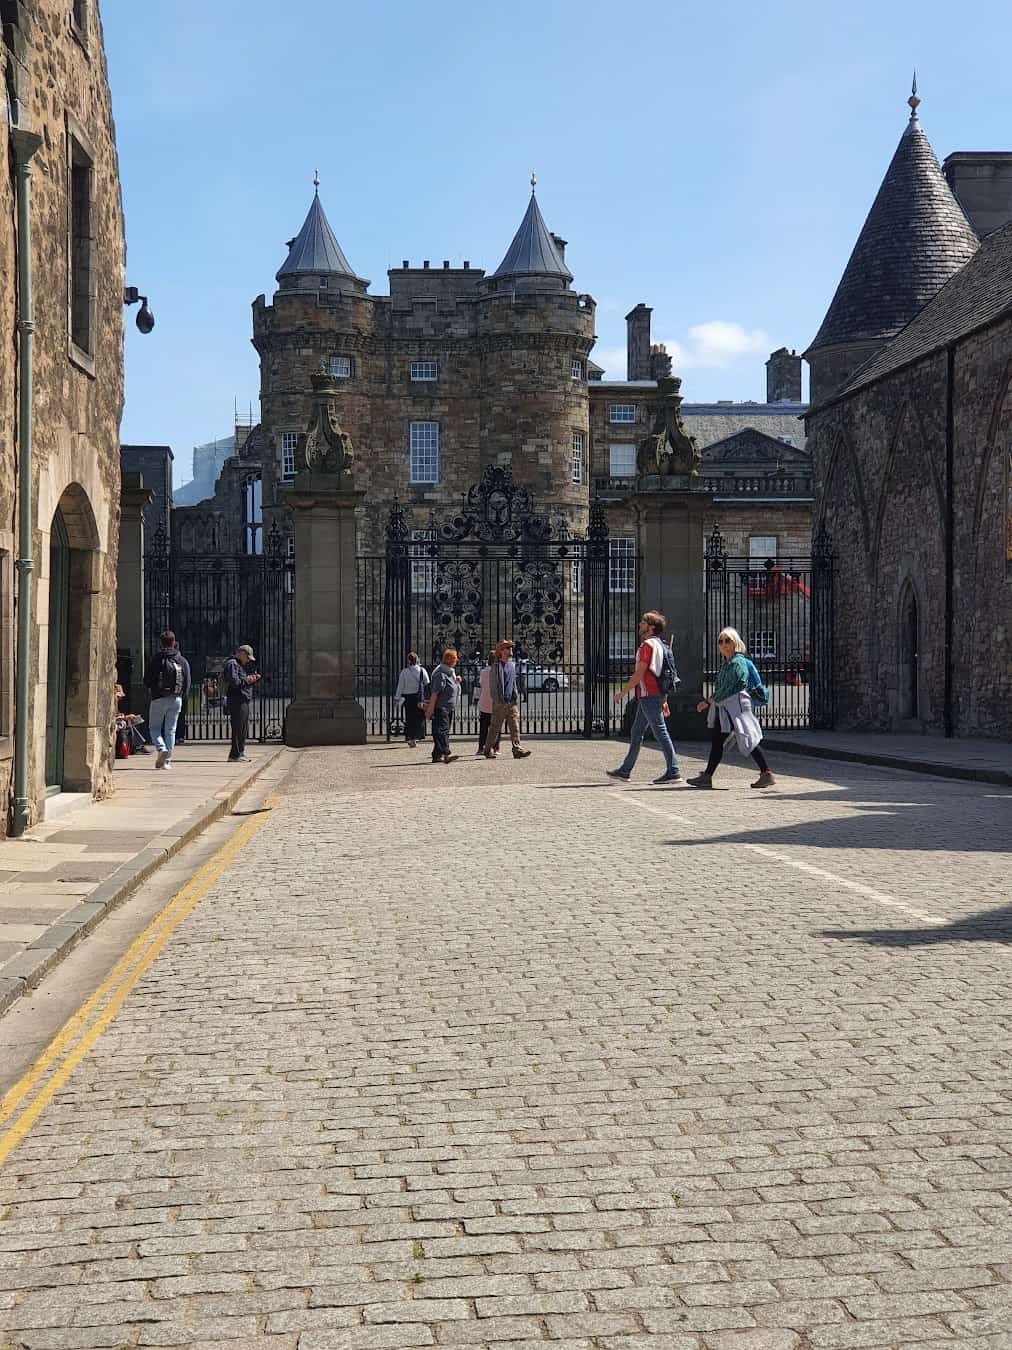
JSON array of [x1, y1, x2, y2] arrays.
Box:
[[313, 168, 320, 191], [908, 71, 920, 118], [530, 170, 537, 194]]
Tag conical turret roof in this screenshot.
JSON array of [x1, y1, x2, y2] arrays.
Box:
[[492, 186, 572, 282], [276, 188, 366, 284], [809, 94, 979, 352]]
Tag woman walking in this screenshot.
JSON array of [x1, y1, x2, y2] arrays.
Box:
[[688, 627, 776, 789], [394, 652, 429, 748]]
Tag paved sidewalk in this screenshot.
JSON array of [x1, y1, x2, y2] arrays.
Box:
[[0, 739, 1010, 1347], [0, 744, 283, 1016], [764, 729, 1012, 786]]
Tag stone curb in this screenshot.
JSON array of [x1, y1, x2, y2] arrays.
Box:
[[763, 736, 1012, 788], [0, 748, 287, 1020]]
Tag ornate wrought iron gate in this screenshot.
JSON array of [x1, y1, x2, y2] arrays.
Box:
[[356, 469, 640, 739], [703, 524, 834, 730], [143, 525, 294, 742]]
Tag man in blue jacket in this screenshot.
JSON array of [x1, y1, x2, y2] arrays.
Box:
[[223, 644, 260, 763]]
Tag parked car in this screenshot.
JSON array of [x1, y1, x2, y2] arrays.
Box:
[[523, 666, 569, 693]]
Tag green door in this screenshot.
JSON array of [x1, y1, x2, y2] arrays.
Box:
[[45, 511, 70, 791]]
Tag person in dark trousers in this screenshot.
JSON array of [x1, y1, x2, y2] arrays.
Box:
[[142, 630, 191, 770], [423, 648, 461, 764], [688, 627, 776, 789], [223, 643, 260, 762]]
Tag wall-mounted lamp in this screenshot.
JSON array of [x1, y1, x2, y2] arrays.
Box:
[[123, 285, 155, 333]]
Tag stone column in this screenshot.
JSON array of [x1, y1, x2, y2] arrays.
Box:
[[284, 477, 366, 745], [116, 472, 153, 712], [633, 478, 714, 739], [283, 365, 367, 746]]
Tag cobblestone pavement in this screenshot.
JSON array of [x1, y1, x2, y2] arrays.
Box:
[[1, 737, 1011, 1349]]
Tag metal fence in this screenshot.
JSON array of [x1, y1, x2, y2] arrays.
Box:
[[143, 526, 294, 742], [356, 474, 641, 740], [703, 524, 834, 730]]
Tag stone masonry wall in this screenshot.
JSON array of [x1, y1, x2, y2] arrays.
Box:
[[809, 325, 1012, 738], [0, 0, 125, 830]]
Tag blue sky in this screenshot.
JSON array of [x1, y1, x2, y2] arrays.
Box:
[[106, 0, 1010, 487]]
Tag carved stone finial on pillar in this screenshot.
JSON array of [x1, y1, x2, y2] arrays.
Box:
[[296, 364, 355, 482], [635, 376, 702, 481]]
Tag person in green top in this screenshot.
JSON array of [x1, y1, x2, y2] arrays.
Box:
[[687, 627, 776, 790]]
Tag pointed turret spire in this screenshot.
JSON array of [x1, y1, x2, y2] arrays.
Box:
[[276, 180, 367, 289], [808, 84, 978, 355], [491, 179, 572, 283]]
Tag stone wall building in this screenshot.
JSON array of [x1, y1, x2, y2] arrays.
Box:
[[806, 90, 1012, 738], [1, 0, 125, 833], [178, 186, 812, 603]]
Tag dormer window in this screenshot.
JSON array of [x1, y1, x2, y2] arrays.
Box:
[[319, 277, 329, 288]]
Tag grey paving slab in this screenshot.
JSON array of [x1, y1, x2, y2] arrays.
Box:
[[0, 738, 1009, 1347], [0, 745, 284, 1017], [764, 730, 1012, 785]]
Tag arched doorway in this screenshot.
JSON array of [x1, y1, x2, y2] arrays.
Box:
[[898, 584, 919, 722], [45, 510, 71, 790]]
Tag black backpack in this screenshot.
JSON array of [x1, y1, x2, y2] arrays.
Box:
[[155, 652, 184, 697], [656, 642, 681, 696]]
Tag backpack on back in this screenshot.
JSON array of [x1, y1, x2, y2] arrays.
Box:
[[156, 652, 184, 698], [655, 642, 681, 697]]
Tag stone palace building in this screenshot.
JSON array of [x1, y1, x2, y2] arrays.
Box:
[[1, 0, 125, 834]]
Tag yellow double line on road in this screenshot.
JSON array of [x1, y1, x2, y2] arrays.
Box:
[[0, 806, 272, 1168]]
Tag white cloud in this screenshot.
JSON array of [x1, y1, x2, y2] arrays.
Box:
[[596, 322, 771, 379], [661, 321, 771, 370]]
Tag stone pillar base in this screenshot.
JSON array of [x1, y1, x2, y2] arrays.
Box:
[[285, 698, 366, 747]]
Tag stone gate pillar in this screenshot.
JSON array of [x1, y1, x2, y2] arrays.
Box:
[[283, 367, 366, 746], [116, 471, 153, 712], [633, 484, 713, 739], [631, 376, 713, 739]]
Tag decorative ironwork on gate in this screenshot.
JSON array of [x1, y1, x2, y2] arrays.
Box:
[[143, 522, 294, 742], [356, 468, 639, 739], [703, 522, 834, 730]]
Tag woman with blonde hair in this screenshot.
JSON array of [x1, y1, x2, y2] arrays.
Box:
[[688, 627, 776, 789]]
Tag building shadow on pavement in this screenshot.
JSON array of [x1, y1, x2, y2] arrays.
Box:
[[819, 903, 1012, 946]]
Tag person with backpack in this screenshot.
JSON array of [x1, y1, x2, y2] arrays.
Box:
[[687, 627, 776, 789], [223, 644, 260, 763], [607, 611, 681, 785], [142, 631, 190, 770]]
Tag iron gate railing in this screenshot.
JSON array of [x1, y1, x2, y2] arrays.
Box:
[[703, 523, 834, 730], [143, 524, 294, 742], [356, 470, 640, 740]]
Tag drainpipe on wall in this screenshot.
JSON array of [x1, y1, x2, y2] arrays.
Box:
[[10, 125, 43, 837], [943, 343, 955, 740]]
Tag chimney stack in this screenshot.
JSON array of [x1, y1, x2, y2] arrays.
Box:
[[766, 347, 803, 402], [625, 304, 652, 381]]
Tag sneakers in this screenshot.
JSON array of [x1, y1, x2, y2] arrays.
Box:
[[751, 771, 777, 789], [512, 748, 532, 759], [687, 773, 713, 789], [155, 750, 167, 769], [443, 754, 459, 764], [652, 770, 682, 785], [407, 739, 417, 748], [605, 768, 631, 781], [162, 761, 172, 771]]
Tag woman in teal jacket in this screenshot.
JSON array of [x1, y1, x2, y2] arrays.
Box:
[[688, 627, 776, 789]]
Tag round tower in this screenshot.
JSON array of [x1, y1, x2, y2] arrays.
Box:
[[476, 182, 596, 530]]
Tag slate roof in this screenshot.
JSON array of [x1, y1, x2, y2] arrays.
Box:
[[837, 218, 1012, 398], [492, 191, 572, 281], [276, 191, 365, 283], [808, 107, 979, 352]]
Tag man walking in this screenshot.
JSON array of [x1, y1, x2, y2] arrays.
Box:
[[143, 630, 190, 770], [424, 648, 461, 764], [223, 643, 260, 763], [483, 639, 531, 759], [607, 611, 681, 784]]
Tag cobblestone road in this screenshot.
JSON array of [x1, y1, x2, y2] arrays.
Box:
[[1, 738, 1011, 1349]]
